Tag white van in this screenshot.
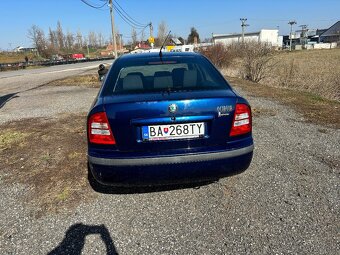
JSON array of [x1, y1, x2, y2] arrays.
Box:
[[170, 45, 194, 52]]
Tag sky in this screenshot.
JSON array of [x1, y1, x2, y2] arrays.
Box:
[[0, 0, 339, 50]]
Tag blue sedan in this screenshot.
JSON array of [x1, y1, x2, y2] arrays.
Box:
[[87, 52, 253, 186]]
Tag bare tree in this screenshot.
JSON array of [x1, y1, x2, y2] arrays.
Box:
[[27, 25, 46, 56], [97, 32, 105, 48], [48, 27, 58, 49], [56, 21, 65, 49], [65, 31, 74, 50], [27, 25, 41, 48], [88, 31, 97, 47], [76, 30, 83, 49], [131, 28, 137, 47], [157, 21, 168, 46], [140, 29, 145, 42]]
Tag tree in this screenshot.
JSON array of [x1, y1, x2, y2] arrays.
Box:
[[131, 28, 137, 47], [48, 27, 58, 49], [97, 32, 104, 48], [27, 25, 46, 56], [65, 31, 74, 50], [140, 29, 145, 42], [156, 21, 168, 46], [56, 21, 65, 49], [76, 30, 83, 49], [187, 27, 200, 44], [88, 31, 97, 47]]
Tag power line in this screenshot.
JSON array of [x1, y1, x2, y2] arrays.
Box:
[[81, 0, 148, 29], [112, 4, 146, 29], [123, 25, 149, 39], [113, 0, 147, 27], [80, 0, 108, 9]]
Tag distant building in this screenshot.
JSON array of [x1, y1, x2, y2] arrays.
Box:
[[212, 29, 282, 47], [13, 46, 37, 53], [281, 21, 340, 48], [170, 38, 183, 46], [320, 20, 340, 43], [134, 41, 151, 50], [100, 44, 128, 56]]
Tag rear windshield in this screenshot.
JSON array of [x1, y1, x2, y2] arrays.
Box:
[[110, 56, 229, 94]]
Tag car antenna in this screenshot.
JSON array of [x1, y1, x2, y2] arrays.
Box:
[[159, 30, 171, 59]]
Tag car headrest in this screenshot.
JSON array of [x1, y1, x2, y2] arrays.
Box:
[[172, 68, 186, 87], [154, 71, 173, 89], [123, 74, 143, 90], [183, 70, 198, 87]]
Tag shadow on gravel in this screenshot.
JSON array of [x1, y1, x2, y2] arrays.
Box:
[[0, 92, 19, 109], [48, 223, 118, 255]]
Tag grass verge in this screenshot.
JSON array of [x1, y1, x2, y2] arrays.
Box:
[[49, 74, 101, 88], [227, 76, 340, 129], [0, 114, 96, 217]]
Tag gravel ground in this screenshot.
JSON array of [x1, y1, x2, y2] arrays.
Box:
[[0, 79, 339, 254], [0, 85, 96, 124]]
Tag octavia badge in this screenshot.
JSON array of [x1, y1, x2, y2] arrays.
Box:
[[168, 104, 178, 113]]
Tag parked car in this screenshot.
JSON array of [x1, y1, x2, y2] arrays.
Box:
[[87, 52, 253, 186]]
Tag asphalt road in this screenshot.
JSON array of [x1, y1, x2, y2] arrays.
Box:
[[0, 60, 111, 95], [0, 60, 112, 123], [0, 69, 339, 254]]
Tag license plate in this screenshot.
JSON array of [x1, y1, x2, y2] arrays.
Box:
[[142, 122, 205, 141]]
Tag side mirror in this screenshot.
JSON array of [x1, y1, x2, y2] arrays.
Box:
[[98, 64, 108, 81]]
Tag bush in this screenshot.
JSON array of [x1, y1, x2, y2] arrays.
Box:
[[199, 44, 234, 68], [241, 42, 276, 83]]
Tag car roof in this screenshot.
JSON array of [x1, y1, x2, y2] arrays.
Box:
[[117, 52, 200, 63]]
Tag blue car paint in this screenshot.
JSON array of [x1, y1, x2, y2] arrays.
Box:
[[87, 52, 253, 186]]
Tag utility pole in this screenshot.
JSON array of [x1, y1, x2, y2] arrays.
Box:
[[149, 22, 153, 38], [118, 34, 123, 51], [240, 18, 249, 44], [288, 20, 297, 51], [299, 24, 308, 48], [109, 0, 117, 58], [149, 22, 154, 49]]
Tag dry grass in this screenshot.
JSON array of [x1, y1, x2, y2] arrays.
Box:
[[227, 76, 340, 129], [0, 52, 38, 63], [0, 114, 97, 217], [49, 74, 101, 88], [221, 48, 340, 101], [267, 49, 340, 101]]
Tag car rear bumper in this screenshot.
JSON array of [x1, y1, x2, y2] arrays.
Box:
[[88, 144, 254, 186]]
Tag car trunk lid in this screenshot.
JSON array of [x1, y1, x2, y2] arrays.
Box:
[[104, 90, 237, 152]]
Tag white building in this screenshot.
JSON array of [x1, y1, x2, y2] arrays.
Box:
[[13, 46, 37, 53], [212, 29, 282, 47]]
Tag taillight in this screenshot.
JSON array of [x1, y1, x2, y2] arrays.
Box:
[[230, 103, 252, 136], [88, 112, 116, 145]]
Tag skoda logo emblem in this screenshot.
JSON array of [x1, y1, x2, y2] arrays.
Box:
[[168, 104, 178, 113]]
